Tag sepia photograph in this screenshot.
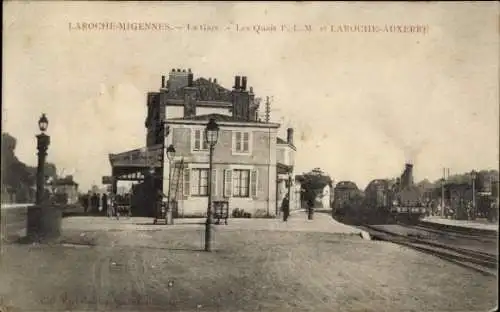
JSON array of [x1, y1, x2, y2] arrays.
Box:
[[1, 1, 498, 312]]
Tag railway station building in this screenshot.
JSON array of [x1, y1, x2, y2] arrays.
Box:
[[108, 68, 298, 217]]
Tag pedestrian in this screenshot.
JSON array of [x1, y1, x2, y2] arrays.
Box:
[[102, 193, 108, 216], [282, 194, 290, 222], [82, 194, 88, 214], [305, 189, 315, 220]]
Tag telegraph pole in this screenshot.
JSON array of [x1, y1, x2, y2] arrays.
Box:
[[265, 96, 271, 123], [441, 168, 446, 217]]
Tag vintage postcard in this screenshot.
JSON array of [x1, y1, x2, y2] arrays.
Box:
[[1, 1, 498, 312]]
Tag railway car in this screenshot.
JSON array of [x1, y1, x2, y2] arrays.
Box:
[[363, 179, 391, 222], [332, 181, 361, 216]]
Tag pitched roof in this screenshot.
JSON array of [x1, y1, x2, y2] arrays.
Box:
[[192, 77, 232, 94], [169, 113, 252, 123]]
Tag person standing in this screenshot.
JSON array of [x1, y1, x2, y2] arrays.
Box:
[[102, 193, 108, 217], [305, 188, 315, 220], [282, 194, 290, 222]]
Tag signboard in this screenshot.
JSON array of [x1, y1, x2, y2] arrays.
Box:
[[109, 144, 163, 168], [102, 176, 114, 185]]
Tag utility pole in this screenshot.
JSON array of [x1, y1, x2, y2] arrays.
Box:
[[265, 96, 271, 123], [441, 167, 446, 217]]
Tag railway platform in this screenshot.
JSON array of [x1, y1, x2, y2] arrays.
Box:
[[422, 216, 498, 232]]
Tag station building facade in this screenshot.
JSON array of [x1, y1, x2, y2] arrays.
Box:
[[109, 68, 298, 217]]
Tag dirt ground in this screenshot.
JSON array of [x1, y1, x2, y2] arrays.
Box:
[[0, 225, 497, 312]]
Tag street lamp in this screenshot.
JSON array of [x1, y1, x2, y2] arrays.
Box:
[[471, 170, 477, 220], [36, 114, 50, 204], [204, 118, 220, 252], [166, 144, 176, 225]]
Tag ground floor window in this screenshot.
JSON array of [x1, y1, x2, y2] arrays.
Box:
[[233, 169, 250, 197], [191, 168, 209, 196]]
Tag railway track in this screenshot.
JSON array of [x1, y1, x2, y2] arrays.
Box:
[[416, 220, 498, 239], [360, 224, 498, 277]]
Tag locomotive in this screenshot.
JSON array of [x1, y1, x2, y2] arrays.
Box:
[[364, 163, 427, 223]]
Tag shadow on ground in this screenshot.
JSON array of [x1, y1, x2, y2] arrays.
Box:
[[316, 210, 396, 226]]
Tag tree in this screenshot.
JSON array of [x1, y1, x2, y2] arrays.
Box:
[[1, 132, 65, 203], [296, 168, 333, 203]]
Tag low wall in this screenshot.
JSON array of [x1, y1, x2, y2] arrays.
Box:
[[1, 203, 63, 243], [176, 198, 277, 218], [27, 205, 63, 242]]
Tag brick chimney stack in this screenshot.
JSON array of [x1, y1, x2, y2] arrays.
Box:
[[241, 76, 247, 91], [234, 76, 241, 90], [287, 128, 294, 145]]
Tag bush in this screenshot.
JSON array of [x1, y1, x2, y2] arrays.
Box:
[[253, 209, 269, 218], [232, 208, 243, 218], [232, 208, 252, 218]]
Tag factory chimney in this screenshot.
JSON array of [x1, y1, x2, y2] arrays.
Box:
[[287, 128, 294, 145], [401, 163, 414, 188]]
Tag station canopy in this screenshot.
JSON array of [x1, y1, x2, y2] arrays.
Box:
[[108, 144, 164, 182]]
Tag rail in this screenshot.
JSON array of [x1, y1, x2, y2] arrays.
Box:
[[418, 220, 498, 237], [360, 224, 497, 277]]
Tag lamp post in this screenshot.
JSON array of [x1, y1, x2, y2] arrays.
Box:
[[204, 118, 220, 252], [471, 170, 477, 220], [36, 114, 50, 205], [166, 144, 176, 225]]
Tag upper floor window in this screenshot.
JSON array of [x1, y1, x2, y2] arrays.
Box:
[[233, 131, 250, 153], [193, 129, 209, 151]]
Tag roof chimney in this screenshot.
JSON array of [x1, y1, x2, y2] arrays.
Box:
[[161, 75, 166, 88], [213, 78, 217, 84], [188, 72, 193, 87], [234, 76, 241, 90], [241, 76, 247, 91], [177, 68, 181, 72], [249, 86, 253, 93], [287, 128, 294, 146], [208, 78, 212, 83]]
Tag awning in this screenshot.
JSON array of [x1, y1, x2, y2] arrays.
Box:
[[109, 144, 163, 168]]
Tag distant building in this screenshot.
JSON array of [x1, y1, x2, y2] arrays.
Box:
[[50, 176, 79, 205]]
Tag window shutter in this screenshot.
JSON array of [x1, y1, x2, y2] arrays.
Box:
[[212, 169, 217, 196], [202, 131, 208, 150], [231, 131, 235, 152], [183, 168, 190, 196], [191, 170, 199, 195], [224, 169, 232, 198], [243, 132, 249, 152], [194, 130, 201, 150], [235, 132, 241, 152], [250, 170, 258, 198]]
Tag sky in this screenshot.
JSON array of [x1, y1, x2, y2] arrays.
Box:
[[3, 2, 499, 192]]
